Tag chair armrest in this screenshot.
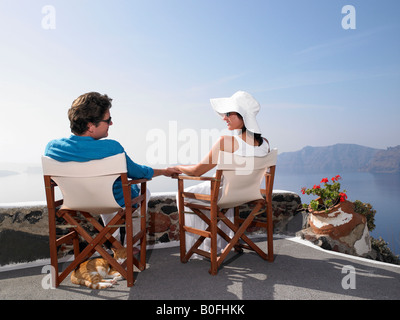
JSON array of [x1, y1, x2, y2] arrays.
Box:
[[173, 175, 215, 202], [172, 175, 215, 181], [128, 178, 152, 185]]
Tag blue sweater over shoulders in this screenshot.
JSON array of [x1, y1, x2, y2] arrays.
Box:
[[44, 135, 154, 207]]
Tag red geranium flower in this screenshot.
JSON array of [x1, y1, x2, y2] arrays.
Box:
[[321, 178, 328, 183], [339, 192, 348, 202]]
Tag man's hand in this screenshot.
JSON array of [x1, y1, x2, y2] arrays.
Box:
[[152, 167, 182, 178]]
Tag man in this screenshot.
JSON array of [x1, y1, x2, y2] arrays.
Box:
[[45, 92, 180, 243]]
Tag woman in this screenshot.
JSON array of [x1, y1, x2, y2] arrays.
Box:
[[174, 90, 270, 258]]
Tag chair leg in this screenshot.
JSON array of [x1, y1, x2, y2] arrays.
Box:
[[48, 208, 59, 288], [125, 207, 134, 287], [209, 205, 218, 275], [233, 207, 243, 253], [72, 231, 80, 258], [266, 200, 274, 262], [178, 180, 187, 263], [140, 183, 147, 270]]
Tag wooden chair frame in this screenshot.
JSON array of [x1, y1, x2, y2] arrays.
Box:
[[175, 165, 276, 275], [43, 166, 149, 288]]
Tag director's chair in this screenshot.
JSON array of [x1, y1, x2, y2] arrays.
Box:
[[175, 149, 278, 275], [42, 153, 149, 287]]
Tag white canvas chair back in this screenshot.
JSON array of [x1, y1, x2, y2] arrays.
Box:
[[41, 153, 127, 215], [216, 149, 278, 209]]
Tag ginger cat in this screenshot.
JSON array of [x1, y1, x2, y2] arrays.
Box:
[[71, 247, 127, 289]]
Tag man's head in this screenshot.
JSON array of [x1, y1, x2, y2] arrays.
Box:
[[68, 92, 113, 138]]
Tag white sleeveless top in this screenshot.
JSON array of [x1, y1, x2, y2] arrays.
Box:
[[232, 135, 270, 157]]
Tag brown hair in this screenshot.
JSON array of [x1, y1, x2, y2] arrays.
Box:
[[68, 92, 112, 135]]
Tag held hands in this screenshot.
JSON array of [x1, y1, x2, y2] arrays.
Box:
[[152, 167, 181, 178], [163, 167, 182, 178]]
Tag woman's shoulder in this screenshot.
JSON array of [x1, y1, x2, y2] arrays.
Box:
[[219, 135, 235, 142], [218, 135, 238, 153]]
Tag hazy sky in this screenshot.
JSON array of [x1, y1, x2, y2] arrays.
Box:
[[1, 0, 399, 167]]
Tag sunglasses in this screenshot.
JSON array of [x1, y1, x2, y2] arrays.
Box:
[[99, 116, 112, 125], [225, 112, 237, 117]]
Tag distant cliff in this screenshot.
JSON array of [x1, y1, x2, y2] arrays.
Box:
[[277, 144, 400, 174], [363, 145, 400, 173]]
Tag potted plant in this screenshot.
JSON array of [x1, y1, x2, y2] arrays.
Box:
[[301, 175, 347, 212], [301, 175, 366, 238]]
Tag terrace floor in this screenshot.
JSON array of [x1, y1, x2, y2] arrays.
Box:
[[1, 236, 399, 301]]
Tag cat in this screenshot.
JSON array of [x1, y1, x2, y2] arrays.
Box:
[[71, 247, 127, 289]]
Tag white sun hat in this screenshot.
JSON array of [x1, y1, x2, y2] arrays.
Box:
[[210, 90, 262, 134]]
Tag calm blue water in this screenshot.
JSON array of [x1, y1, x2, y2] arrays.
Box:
[[274, 170, 400, 256], [1, 170, 399, 256]]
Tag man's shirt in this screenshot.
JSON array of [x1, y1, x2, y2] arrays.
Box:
[[45, 135, 153, 207]]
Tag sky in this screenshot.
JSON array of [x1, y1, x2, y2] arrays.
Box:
[[0, 0, 399, 168]]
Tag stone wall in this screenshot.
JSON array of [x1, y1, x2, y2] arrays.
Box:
[[0, 191, 302, 266], [147, 191, 302, 245], [0, 202, 50, 266]]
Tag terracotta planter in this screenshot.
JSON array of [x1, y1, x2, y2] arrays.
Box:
[[308, 199, 366, 240]]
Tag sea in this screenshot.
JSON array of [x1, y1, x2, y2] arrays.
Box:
[[0, 167, 399, 256]]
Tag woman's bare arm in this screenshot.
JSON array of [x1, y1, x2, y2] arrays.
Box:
[[174, 135, 237, 176]]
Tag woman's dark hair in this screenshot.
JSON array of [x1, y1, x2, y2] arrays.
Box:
[[236, 113, 264, 146], [68, 92, 112, 135]]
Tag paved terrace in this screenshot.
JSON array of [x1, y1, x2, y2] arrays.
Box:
[[0, 236, 399, 301]]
